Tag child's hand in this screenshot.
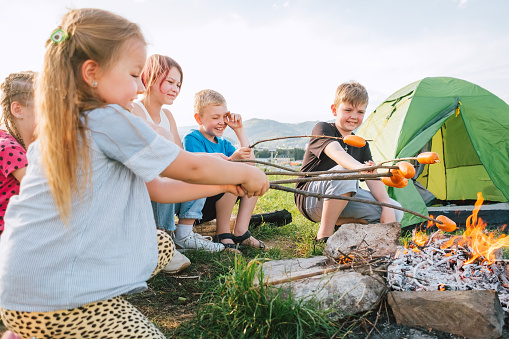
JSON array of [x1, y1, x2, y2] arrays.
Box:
[[230, 147, 253, 161], [240, 166, 270, 197], [225, 112, 243, 130], [224, 184, 247, 197], [360, 160, 376, 174]]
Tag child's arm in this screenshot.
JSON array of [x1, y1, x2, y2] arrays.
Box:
[[11, 167, 27, 183], [323, 142, 366, 170], [146, 177, 244, 203], [160, 151, 268, 197], [163, 108, 184, 149]]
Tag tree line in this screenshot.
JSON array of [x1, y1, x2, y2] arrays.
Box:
[[254, 148, 305, 161]]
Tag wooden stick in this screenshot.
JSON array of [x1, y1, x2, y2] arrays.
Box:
[[378, 157, 417, 165], [262, 165, 399, 177], [263, 260, 379, 286], [365, 304, 384, 339], [233, 159, 398, 176], [270, 184, 441, 224], [269, 172, 391, 185], [232, 159, 299, 172], [249, 135, 348, 148]]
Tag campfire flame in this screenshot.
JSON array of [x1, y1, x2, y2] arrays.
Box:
[[389, 193, 509, 312], [412, 192, 509, 265]]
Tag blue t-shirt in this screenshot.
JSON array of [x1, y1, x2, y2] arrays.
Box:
[[183, 129, 236, 156], [0, 104, 180, 312]]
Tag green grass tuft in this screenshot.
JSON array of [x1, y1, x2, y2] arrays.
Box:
[[175, 256, 346, 339]]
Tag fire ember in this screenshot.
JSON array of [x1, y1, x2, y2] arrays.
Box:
[[387, 193, 509, 312]]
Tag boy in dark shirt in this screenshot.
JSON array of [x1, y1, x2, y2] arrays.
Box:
[[294, 81, 403, 242]]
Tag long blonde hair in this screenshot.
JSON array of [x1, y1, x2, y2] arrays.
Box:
[[0, 71, 36, 150], [36, 8, 145, 222]]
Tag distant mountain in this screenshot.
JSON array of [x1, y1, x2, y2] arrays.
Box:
[[177, 118, 325, 149]]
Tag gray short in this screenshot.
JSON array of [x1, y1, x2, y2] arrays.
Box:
[[304, 165, 404, 223]]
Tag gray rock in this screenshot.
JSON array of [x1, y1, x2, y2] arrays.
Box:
[[324, 222, 401, 260], [259, 257, 386, 319]]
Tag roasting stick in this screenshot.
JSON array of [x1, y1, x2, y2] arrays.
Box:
[[270, 184, 443, 224], [233, 159, 398, 176], [232, 159, 300, 172], [249, 135, 370, 149], [378, 157, 420, 165], [233, 159, 440, 223], [269, 172, 392, 185]]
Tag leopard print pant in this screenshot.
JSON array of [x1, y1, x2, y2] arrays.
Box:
[[0, 230, 174, 339]]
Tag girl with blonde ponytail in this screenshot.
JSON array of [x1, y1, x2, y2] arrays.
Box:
[[0, 71, 36, 236], [0, 8, 268, 338]]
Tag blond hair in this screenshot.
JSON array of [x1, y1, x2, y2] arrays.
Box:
[[1, 71, 36, 150], [333, 81, 369, 108], [36, 8, 145, 222], [194, 89, 227, 116]]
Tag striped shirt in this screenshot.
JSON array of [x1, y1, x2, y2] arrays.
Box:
[[0, 105, 180, 312]]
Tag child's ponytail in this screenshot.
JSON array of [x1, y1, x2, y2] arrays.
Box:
[[35, 9, 145, 223]]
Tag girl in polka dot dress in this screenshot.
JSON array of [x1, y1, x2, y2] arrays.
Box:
[[0, 71, 36, 236], [0, 8, 268, 339]]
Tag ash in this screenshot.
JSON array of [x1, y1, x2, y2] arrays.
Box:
[[387, 234, 509, 312]]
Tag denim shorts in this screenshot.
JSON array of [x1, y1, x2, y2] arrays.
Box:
[[151, 198, 206, 231]]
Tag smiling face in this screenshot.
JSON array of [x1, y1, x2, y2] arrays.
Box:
[[151, 67, 181, 105], [195, 104, 229, 142], [331, 101, 366, 135], [95, 38, 147, 111]]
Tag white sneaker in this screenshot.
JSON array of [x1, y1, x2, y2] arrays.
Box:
[[174, 232, 225, 252], [162, 251, 191, 274]]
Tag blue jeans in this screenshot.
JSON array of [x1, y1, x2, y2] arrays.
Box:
[[151, 199, 206, 231]]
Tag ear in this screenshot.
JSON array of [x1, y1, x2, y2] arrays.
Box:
[[331, 104, 337, 116], [10, 102, 23, 119], [194, 113, 202, 125], [81, 59, 100, 87]]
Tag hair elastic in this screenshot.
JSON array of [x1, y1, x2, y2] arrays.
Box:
[[50, 29, 69, 44]]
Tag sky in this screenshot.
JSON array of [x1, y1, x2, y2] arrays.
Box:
[[1, 0, 508, 127]]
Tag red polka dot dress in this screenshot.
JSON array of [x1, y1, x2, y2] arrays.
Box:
[[0, 130, 28, 235]]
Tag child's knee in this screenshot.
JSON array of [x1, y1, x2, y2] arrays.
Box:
[[391, 200, 404, 222], [326, 179, 357, 196]]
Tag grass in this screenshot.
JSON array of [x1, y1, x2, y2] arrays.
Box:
[[173, 256, 348, 339], [123, 178, 335, 337]]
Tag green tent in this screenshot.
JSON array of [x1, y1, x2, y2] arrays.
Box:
[[356, 77, 509, 227]]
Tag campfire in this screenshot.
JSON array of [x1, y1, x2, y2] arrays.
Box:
[[387, 192, 509, 312]]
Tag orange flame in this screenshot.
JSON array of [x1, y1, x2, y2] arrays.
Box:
[[413, 192, 509, 265], [413, 230, 428, 247], [457, 192, 509, 264]]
